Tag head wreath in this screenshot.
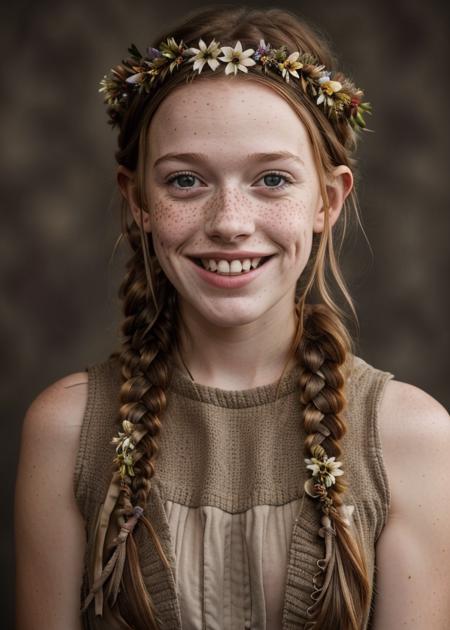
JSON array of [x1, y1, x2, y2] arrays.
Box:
[[99, 38, 371, 130]]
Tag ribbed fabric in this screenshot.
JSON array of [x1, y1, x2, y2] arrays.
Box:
[[74, 354, 394, 629]]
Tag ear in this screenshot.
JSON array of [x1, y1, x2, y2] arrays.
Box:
[[116, 165, 152, 233], [313, 165, 353, 233]]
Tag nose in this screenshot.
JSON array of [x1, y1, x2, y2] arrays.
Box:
[[204, 188, 255, 242]]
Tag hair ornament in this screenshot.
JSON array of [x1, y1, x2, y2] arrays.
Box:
[[99, 38, 371, 130], [111, 419, 147, 479], [81, 504, 145, 613], [304, 443, 344, 515]]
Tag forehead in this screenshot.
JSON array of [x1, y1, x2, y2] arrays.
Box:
[[147, 77, 313, 162]]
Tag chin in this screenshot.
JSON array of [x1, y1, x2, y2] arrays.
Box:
[[193, 299, 277, 329]]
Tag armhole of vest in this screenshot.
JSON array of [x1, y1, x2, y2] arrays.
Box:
[[73, 361, 98, 520], [370, 367, 395, 542]]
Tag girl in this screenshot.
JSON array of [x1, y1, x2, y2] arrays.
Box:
[[15, 6, 450, 630]]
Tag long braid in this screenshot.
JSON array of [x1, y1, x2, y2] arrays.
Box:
[[298, 302, 370, 630], [82, 221, 178, 628], [113, 220, 179, 627]]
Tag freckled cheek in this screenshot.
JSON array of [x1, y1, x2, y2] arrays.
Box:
[[260, 199, 314, 247], [149, 197, 203, 248]]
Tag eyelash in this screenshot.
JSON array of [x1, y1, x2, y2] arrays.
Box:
[[165, 170, 294, 191]]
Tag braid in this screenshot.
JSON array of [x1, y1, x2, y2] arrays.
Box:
[[115, 254, 177, 627], [82, 220, 178, 628], [298, 302, 370, 630], [114, 222, 180, 627]]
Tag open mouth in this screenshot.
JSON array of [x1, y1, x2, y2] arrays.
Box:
[[190, 255, 274, 275]]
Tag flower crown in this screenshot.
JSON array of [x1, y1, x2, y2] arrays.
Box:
[[100, 37, 371, 130]]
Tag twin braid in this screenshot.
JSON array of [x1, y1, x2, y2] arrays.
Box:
[[298, 302, 370, 630], [112, 224, 178, 627], [99, 258, 369, 630]]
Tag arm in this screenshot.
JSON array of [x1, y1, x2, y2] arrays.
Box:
[[372, 380, 450, 629], [15, 372, 89, 630]]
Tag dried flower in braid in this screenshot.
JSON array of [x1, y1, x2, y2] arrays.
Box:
[[304, 442, 344, 510], [112, 419, 147, 478], [81, 219, 179, 626], [298, 303, 370, 630]]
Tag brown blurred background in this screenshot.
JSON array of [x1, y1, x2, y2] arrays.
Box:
[[3, 0, 449, 626]]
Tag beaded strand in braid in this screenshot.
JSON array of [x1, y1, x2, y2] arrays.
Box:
[[298, 302, 370, 630]]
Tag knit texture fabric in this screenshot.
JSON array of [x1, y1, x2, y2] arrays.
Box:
[[74, 354, 393, 629]]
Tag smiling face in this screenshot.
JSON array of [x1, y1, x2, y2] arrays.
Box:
[[131, 77, 344, 330]]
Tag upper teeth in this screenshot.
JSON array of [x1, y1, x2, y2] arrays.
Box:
[[200, 258, 262, 274]]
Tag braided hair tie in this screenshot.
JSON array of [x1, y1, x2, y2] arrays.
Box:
[[81, 419, 148, 616], [82, 505, 145, 614]]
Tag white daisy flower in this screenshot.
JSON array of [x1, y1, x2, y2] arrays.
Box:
[[219, 41, 256, 75], [187, 38, 221, 73], [305, 455, 344, 487]]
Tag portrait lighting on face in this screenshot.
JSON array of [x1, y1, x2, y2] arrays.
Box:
[[13, 7, 445, 630], [86, 12, 370, 627]]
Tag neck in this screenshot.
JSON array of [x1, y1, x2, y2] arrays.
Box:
[[177, 298, 299, 390]]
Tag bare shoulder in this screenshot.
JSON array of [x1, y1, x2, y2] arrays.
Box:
[[15, 372, 89, 630], [378, 378, 449, 511], [378, 379, 449, 480], [25, 370, 89, 431], [17, 370, 90, 496], [370, 379, 450, 628]]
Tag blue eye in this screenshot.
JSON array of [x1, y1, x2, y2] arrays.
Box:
[[256, 172, 292, 190], [263, 173, 284, 187], [168, 173, 197, 188]]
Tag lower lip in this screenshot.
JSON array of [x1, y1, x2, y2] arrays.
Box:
[[188, 257, 273, 289]]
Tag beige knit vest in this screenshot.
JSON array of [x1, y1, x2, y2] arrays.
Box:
[[74, 353, 393, 629]]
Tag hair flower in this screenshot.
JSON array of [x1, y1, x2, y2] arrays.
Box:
[[112, 419, 138, 478], [219, 41, 256, 75], [100, 39, 371, 131], [146, 46, 163, 60], [279, 51, 303, 82], [305, 452, 344, 487], [304, 443, 344, 504], [254, 39, 272, 61], [188, 39, 222, 73], [317, 74, 343, 105]]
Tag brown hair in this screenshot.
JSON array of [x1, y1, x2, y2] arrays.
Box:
[[84, 6, 371, 629]]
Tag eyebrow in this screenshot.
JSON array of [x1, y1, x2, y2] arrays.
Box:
[[152, 151, 305, 169]]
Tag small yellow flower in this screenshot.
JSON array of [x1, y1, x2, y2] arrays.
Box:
[[279, 51, 303, 82], [219, 41, 256, 75], [317, 74, 342, 106]]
